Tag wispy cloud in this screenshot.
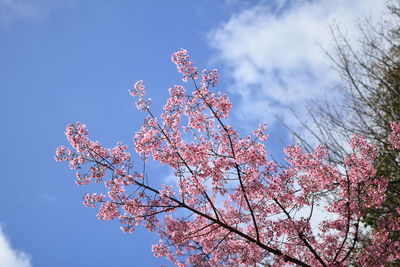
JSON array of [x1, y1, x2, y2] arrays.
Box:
[[0, 0, 73, 27], [208, 0, 386, 132], [0, 226, 32, 267]]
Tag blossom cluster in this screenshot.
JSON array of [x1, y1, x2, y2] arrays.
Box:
[[389, 121, 400, 149], [171, 48, 198, 82], [129, 80, 152, 111], [201, 69, 219, 88]]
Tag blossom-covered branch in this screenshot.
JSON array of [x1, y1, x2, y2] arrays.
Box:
[[56, 49, 400, 266]]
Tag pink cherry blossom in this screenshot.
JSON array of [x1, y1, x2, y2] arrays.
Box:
[[171, 49, 198, 82], [389, 121, 400, 149], [56, 49, 400, 267]]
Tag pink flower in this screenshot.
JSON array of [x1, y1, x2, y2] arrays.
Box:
[[171, 49, 198, 82], [389, 121, 400, 149]]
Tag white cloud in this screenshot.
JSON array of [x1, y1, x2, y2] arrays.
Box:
[[208, 0, 387, 132], [0, 226, 32, 267]]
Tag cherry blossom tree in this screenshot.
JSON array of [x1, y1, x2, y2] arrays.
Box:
[[56, 49, 400, 266]]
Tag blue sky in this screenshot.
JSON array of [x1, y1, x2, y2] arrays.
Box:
[[0, 1, 386, 266]]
